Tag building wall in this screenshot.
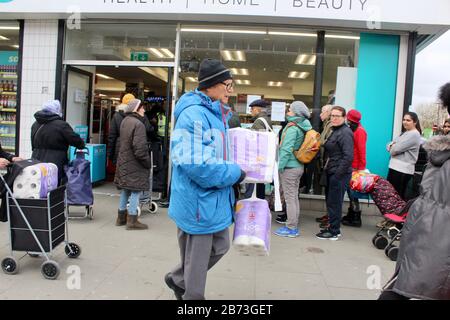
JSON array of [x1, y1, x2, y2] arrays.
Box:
[[19, 19, 58, 158], [355, 33, 400, 177]]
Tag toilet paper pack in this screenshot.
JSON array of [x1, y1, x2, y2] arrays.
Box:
[[233, 198, 271, 256], [13, 163, 58, 199], [229, 128, 277, 184]]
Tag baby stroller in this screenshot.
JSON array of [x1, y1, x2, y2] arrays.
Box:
[[66, 149, 94, 219], [0, 167, 81, 280]]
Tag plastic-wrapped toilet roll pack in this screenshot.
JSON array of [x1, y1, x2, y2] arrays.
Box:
[[233, 198, 271, 256], [13, 163, 58, 199]]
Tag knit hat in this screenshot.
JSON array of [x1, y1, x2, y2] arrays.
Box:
[[125, 99, 141, 113], [42, 100, 62, 117], [197, 58, 232, 90], [290, 101, 310, 118], [249, 99, 271, 109], [122, 93, 135, 105], [347, 109, 362, 124]]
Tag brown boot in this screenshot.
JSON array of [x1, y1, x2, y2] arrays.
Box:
[[126, 214, 148, 230], [115, 210, 127, 226]]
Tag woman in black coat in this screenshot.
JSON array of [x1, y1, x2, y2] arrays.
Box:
[[316, 106, 354, 240], [31, 100, 85, 184]]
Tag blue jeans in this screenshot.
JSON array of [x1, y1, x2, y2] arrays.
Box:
[[325, 173, 352, 235], [118, 189, 140, 216]]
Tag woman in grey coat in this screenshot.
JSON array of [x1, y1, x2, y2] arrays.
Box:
[[379, 82, 450, 300], [114, 99, 151, 230]]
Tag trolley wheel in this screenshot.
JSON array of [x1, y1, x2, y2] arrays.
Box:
[[65, 243, 82, 259], [148, 201, 158, 214], [385, 245, 399, 261], [371, 235, 379, 246], [387, 228, 399, 239], [1, 256, 18, 275], [374, 236, 389, 250], [41, 260, 60, 280], [86, 206, 94, 220]]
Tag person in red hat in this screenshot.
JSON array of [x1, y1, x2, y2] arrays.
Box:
[[342, 109, 367, 227]]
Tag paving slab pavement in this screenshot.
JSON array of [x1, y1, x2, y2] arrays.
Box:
[[0, 184, 396, 300]]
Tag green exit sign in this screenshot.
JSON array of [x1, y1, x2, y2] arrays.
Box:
[[131, 52, 149, 61]]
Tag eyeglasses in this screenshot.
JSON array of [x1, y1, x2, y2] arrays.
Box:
[[330, 114, 344, 118], [221, 81, 234, 91]]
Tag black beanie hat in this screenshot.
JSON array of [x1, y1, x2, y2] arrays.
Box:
[[197, 58, 232, 90]]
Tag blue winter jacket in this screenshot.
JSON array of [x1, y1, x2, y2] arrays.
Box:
[[168, 90, 242, 234]]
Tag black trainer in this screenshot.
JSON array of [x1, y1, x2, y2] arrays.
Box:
[[164, 273, 184, 300], [275, 214, 287, 224], [316, 229, 339, 241]]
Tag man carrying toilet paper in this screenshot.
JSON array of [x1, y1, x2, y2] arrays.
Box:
[[165, 58, 246, 300]]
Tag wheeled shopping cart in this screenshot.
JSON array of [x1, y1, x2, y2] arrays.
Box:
[[0, 174, 81, 280], [129, 152, 158, 216]]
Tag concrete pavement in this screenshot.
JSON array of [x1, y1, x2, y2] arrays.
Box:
[[0, 183, 395, 300]]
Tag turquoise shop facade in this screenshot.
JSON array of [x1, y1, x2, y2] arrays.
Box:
[[1, 0, 450, 177]]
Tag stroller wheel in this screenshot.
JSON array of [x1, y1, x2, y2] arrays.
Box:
[[127, 204, 142, 216], [65, 243, 82, 259], [374, 236, 388, 250], [385, 245, 399, 261], [387, 228, 399, 239], [41, 260, 60, 280], [1, 256, 18, 275], [148, 202, 158, 214]]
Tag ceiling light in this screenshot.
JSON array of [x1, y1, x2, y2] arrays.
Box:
[[96, 73, 113, 80], [326, 35, 360, 40], [268, 31, 317, 37], [221, 50, 246, 62], [268, 81, 284, 87], [110, 98, 121, 101], [295, 54, 316, 65], [230, 68, 249, 76], [181, 28, 266, 35], [147, 48, 174, 59], [98, 94, 107, 97], [288, 71, 310, 79], [11, 45, 19, 49], [0, 35, 10, 41], [160, 48, 175, 58], [0, 26, 20, 30], [235, 80, 251, 85], [186, 77, 198, 82]]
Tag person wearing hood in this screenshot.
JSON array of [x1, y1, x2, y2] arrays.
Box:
[[107, 93, 135, 165], [31, 100, 85, 184], [379, 82, 450, 300], [274, 101, 312, 238], [165, 58, 245, 300], [316, 106, 354, 240], [243, 99, 273, 200], [114, 99, 151, 230]]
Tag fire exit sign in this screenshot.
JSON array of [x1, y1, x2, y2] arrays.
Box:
[[131, 52, 149, 61]]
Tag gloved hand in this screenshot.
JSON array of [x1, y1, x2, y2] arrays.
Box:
[[233, 170, 246, 203], [236, 169, 246, 185]]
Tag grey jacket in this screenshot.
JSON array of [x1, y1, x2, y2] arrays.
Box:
[[391, 135, 450, 300], [388, 130, 422, 175]]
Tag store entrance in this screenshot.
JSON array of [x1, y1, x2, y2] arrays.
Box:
[[63, 64, 173, 196]]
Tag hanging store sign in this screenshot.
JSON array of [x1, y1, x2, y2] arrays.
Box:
[[0, 0, 449, 26]]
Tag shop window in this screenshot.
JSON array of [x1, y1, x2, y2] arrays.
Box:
[[180, 25, 317, 129], [0, 21, 20, 155], [65, 22, 177, 62]]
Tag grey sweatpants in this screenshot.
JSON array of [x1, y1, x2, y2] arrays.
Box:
[[280, 167, 304, 229], [170, 227, 230, 300]]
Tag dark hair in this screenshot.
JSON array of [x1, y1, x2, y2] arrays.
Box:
[[331, 106, 346, 117], [438, 82, 450, 113], [403, 111, 422, 134]]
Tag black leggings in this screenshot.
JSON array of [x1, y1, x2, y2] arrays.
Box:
[[387, 169, 413, 201]]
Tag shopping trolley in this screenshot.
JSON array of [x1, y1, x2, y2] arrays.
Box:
[[0, 172, 81, 280]]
